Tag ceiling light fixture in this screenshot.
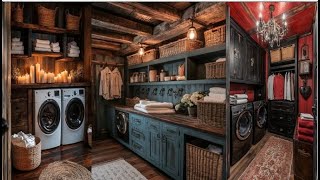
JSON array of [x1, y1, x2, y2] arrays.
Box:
[[256, 4, 288, 48], [187, 7, 197, 40], [138, 43, 144, 56]]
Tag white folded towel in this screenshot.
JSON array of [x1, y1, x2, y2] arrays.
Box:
[[12, 46, 24, 51], [134, 105, 175, 114], [139, 102, 173, 109], [207, 144, 222, 154], [216, 58, 226, 62], [12, 37, 20, 42], [204, 95, 226, 103], [300, 113, 314, 120], [68, 44, 79, 50], [34, 43, 51, 49], [139, 100, 156, 105], [35, 39, 50, 45], [230, 99, 248, 105], [209, 87, 226, 94], [209, 92, 226, 98], [50, 42, 60, 48], [68, 48, 80, 54], [34, 47, 51, 52], [52, 46, 60, 51], [68, 41, 77, 46], [12, 41, 23, 46], [11, 50, 24, 54], [234, 94, 248, 99], [68, 53, 80, 57]]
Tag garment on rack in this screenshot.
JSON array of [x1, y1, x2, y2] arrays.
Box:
[[99, 67, 123, 100], [267, 74, 275, 100], [273, 74, 284, 100], [291, 72, 295, 100]]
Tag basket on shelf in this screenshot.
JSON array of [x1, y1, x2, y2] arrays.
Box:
[[270, 48, 281, 63], [126, 97, 140, 107], [204, 25, 226, 47], [12, 136, 41, 171], [197, 101, 226, 128], [186, 143, 223, 180], [37, 5, 57, 27], [66, 10, 81, 31], [281, 44, 295, 61], [205, 60, 226, 79], [142, 49, 157, 63], [127, 53, 142, 66], [159, 38, 203, 58], [12, 3, 24, 23]]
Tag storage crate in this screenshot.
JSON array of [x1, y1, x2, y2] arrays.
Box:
[[186, 143, 223, 180], [159, 38, 202, 58], [142, 49, 157, 63], [127, 53, 142, 66], [281, 44, 295, 61], [205, 60, 226, 79], [197, 101, 226, 128], [204, 25, 226, 47], [37, 5, 57, 27], [270, 48, 281, 63]]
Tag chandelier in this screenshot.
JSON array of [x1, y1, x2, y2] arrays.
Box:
[[256, 4, 288, 48]]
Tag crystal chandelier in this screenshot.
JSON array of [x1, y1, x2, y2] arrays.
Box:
[[256, 4, 288, 48]]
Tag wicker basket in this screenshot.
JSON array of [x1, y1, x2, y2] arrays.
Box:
[[204, 25, 226, 47], [12, 136, 41, 171], [142, 49, 157, 63], [127, 53, 142, 66], [66, 10, 81, 31], [270, 48, 281, 63], [186, 143, 223, 180], [159, 38, 202, 58], [197, 101, 226, 128], [281, 44, 295, 61], [205, 60, 226, 79], [37, 5, 57, 27], [12, 4, 24, 23], [126, 97, 140, 107]]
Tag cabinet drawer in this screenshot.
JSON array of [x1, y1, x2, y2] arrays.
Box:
[[269, 114, 295, 126], [270, 101, 295, 113], [147, 120, 160, 133], [162, 124, 179, 138], [131, 139, 146, 156], [11, 98, 28, 128], [130, 127, 146, 143], [268, 122, 295, 138], [294, 139, 313, 180], [130, 114, 145, 128]]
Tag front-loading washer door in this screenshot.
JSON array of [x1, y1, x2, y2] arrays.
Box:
[[38, 99, 60, 134], [257, 106, 267, 128], [65, 98, 84, 130], [236, 110, 253, 141]]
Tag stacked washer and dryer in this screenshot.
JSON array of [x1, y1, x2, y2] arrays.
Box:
[[230, 101, 268, 165], [34, 88, 86, 150]]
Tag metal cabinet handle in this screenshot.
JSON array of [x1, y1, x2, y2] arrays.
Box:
[[132, 130, 141, 138], [250, 58, 254, 67]]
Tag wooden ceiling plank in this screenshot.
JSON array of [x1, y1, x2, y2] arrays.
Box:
[[92, 10, 153, 36], [91, 31, 133, 44], [240, 2, 257, 23], [92, 39, 121, 51]]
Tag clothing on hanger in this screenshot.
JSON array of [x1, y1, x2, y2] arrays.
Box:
[[267, 74, 275, 100], [273, 73, 284, 100], [99, 66, 123, 100]]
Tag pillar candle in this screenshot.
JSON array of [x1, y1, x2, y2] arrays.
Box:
[[57, 74, 62, 83], [39, 70, 44, 83], [67, 75, 72, 83], [21, 75, 25, 84], [30, 65, 35, 83], [54, 76, 58, 83], [35, 63, 40, 83], [25, 74, 30, 84], [17, 76, 22, 84], [43, 73, 48, 83]]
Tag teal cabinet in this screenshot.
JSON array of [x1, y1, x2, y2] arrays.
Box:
[[146, 119, 161, 167]]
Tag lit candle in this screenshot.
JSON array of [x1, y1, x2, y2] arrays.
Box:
[[21, 75, 26, 84], [63, 70, 68, 83], [35, 63, 40, 83], [54, 76, 58, 83], [25, 74, 30, 84], [30, 65, 35, 83], [57, 74, 62, 83], [40, 69, 44, 83], [17, 76, 22, 84], [43, 73, 48, 83], [67, 75, 72, 83]]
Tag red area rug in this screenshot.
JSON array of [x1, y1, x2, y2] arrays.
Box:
[[239, 136, 293, 180]]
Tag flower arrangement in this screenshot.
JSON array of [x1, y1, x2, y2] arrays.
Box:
[[175, 91, 205, 114]]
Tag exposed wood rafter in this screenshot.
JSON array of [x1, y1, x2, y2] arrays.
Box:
[[92, 39, 121, 51], [92, 31, 134, 44]]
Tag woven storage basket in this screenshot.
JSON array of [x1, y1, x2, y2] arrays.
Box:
[[37, 5, 57, 27], [126, 98, 140, 107], [205, 61, 226, 79], [66, 10, 81, 31], [142, 49, 157, 63], [186, 143, 223, 180], [270, 48, 281, 63], [197, 101, 226, 128], [12, 4, 24, 23], [159, 38, 202, 58], [12, 136, 41, 171], [127, 53, 142, 66], [281, 44, 295, 61], [204, 25, 226, 47]]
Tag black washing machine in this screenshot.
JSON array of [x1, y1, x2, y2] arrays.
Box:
[[115, 110, 129, 144], [231, 103, 253, 165], [253, 101, 267, 144]]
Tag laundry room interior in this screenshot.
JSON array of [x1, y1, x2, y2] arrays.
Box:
[[1, 2, 318, 180]]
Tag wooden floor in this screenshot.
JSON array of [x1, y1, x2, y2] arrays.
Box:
[[12, 138, 169, 180]]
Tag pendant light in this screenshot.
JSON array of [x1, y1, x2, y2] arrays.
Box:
[[138, 43, 144, 56], [187, 7, 197, 40]]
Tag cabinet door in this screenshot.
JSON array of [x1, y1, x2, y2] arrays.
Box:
[[246, 40, 257, 82], [230, 27, 245, 80], [161, 124, 180, 178], [146, 119, 161, 167]]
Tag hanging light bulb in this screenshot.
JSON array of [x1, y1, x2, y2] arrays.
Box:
[[138, 43, 144, 56], [187, 20, 197, 40]]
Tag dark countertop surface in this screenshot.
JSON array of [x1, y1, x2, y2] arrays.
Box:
[[114, 105, 225, 137]]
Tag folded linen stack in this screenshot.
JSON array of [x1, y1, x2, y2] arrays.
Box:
[[50, 42, 60, 52], [68, 41, 80, 57], [297, 113, 314, 143], [11, 37, 24, 54], [203, 87, 226, 103], [230, 94, 248, 105], [134, 100, 175, 114], [34, 39, 51, 52]]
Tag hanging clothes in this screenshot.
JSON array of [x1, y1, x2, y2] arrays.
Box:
[[287, 72, 291, 101], [284, 72, 287, 100], [110, 67, 123, 99], [99, 67, 123, 100], [273, 74, 284, 100], [267, 74, 275, 100], [291, 72, 295, 100]]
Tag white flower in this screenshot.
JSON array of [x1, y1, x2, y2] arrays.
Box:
[[181, 94, 191, 103], [175, 104, 180, 111]]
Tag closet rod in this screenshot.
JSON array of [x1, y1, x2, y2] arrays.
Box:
[[92, 60, 124, 67], [272, 68, 295, 73]]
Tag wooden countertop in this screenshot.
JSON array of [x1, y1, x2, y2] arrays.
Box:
[[114, 105, 225, 137]]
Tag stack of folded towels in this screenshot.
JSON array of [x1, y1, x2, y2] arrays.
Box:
[[50, 42, 60, 52], [11, 37, 24, 54], [68, 41, 80, 57], [230, 94, 248, 105], [204, 87, 226, 103], [34, 39, 51, 52], [134, 100, 175, 114], [297, 113, 314, 143]]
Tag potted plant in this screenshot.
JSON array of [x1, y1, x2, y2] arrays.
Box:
[[175, 92, 204, 117]]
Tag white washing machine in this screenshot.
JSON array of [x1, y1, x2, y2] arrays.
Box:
[[34, 89, 62, 150], [61, 88, 85, 145]]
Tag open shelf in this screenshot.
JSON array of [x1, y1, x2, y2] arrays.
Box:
[[230, 79, 263, 85], [11, 82, 91, 89], [270, 63, 295, 71], [32, 52, 63, 58], [129, 79, 226, 86], [270, 59, 295, 67], [12, 22, 68, 34], [11, 54, 30, 59]]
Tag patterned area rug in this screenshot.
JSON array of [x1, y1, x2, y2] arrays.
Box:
[[92, 158, 147, 180], [239, 136, 293, 180]]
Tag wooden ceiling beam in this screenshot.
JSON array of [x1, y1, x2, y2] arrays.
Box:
[[92, 10, 153, 36], [92, 39, 121, 51], [92, 31, 134, 44]]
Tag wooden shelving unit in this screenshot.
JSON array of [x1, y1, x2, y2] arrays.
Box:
[[12, 21, 80, 34], [11, 82, 91, 89], [32, 52, 64, 58]]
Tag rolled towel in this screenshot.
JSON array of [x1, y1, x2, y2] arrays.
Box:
[[204, 96, 226, 103], [68, 48, 80, 54], [298, 126, 313, 136], [50, 42, 60, 48], [297, 133, 313, 143], [68, 44, 79, 50], [230, 99, 248, 105], [216, 58, 226, 62], [68, 41, 77, 46], [11, 50, 24, 54], [12, 37, 20, 42], [34, 43, 51, 49], [35, 39, 50, 45], [12, 41, 23, 46], [34, 47, 52, 52], [12, 46, 24, 51], [68, 53, 80, 57], [209, 87, 226, 94], [298, 117, 314, 129], [234, 94, 248, 99]]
